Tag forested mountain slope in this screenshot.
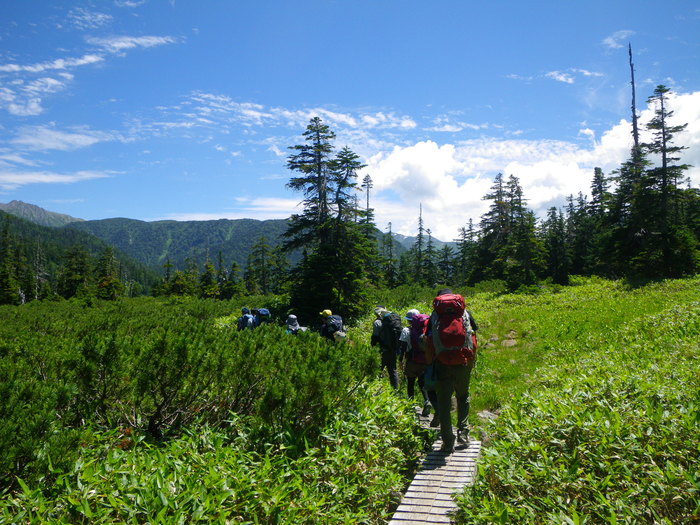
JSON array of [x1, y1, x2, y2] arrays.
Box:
[[0, 211, 159, 294], [64, 217, 293, 272]]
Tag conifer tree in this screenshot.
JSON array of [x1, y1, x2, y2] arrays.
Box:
[[542, 207, 570, 285], [381, 222, 398, 287], [199, 260, 219, 299], [424, 228, 437, 285], [96, 246, 124, 300], [58, 245, 92, 299], [640, 85, 696, 277], [0, 220, 20, 305], [285, 117, 336, 249], [473, 173, 509, 283], [437, 244, 455, 286], [412, 204, 426, 283], [454, 219, 478, 285], [500, 175, 544, 288], [284, 118, 373, 321]]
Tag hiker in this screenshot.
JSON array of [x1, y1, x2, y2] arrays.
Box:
[[319, 309, 344, 341], [372, 306, 402, 390], [254, 308, 272, 327], [237, 307, 255, 330], [285, 314, 305, 335], [422, 287, 478, 453], [401, 309, 439, 424]]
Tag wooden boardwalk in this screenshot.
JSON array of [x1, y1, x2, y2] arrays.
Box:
[[389, 412, 481, 525]]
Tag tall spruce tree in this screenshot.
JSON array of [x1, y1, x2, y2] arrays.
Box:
[[639, 85, 696, 277], [472, 173, 509, 283], [454, 219, 477, 285], [381, 222, 398, 287], [500, 175, 544, 289], [285, 117, 336, 249], [542, 207, 570, 285], [284, 118, 373, 321]]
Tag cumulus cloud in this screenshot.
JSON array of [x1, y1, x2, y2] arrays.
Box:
[[363, 91, 700, 241]]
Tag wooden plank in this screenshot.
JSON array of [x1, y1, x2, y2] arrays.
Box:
[[389, 438, 481, 524]]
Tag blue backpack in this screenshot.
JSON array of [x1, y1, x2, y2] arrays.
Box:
[[255, 308, 271, 326]]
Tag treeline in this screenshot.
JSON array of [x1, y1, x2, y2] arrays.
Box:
[[152, 235, 289, 299], [0, 212, 159, 304], [270, 83, 698, 322], [1, 85, 697, 312]]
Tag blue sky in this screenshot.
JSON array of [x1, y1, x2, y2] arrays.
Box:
[[1, 1, 699, 241]]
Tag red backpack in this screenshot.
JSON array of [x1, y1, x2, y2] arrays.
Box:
[[409, 313, 430, 363], [430, 293, 476, 365]]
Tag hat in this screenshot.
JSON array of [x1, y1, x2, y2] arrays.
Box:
[[319, 309, 332, 317], [374, 306, 387, 318], [404, 308, 420, 320], [286, 314, 300, 330], [437, 288, 453, 296], [241, 307, 250, 314]]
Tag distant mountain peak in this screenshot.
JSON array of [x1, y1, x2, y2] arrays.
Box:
[[0, 200, 84, 228]]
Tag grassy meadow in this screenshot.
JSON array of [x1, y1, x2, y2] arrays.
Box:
[[0, 276, 698, 523]]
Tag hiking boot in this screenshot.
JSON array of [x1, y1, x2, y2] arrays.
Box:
[[439, 439, 454, 453], [421, 403, 431, 417], [430, 414, 440, 427], [457, 431, 470, 445]]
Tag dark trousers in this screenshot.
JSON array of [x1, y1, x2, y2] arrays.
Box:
[[381, 349, 399, 390], [435, 360, 473, 445]]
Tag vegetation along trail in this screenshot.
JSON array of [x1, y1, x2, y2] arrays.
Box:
[[0, 276, 698, 523]]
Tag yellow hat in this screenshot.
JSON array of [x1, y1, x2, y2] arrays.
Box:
[[319, 309, 332, 317]]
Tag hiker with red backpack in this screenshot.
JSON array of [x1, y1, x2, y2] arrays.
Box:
[[421, 288, 478, 453], [401, 309, 439, 426]]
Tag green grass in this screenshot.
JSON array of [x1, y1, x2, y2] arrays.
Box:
[[454, 276, 700, 524]]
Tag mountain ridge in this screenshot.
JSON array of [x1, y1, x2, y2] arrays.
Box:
[[0, 200, 84, 228]]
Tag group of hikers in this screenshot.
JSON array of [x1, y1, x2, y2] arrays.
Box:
[[237, 307, 308, 335], [371, 288, 477, 453], [235, 287, 476, 454]]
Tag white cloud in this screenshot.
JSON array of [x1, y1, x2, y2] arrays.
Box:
[[0, 170, 110, 190], [573, 68, 604, 78], [114, 0, 147, 7], [0, 54, 104, 73], [546, 71, 575, 84], [154, 197, 302, 222], [602, 30, 635, 49], [86, 35, 178, 54], [182, 93, 417, 132], [12, 125, 117, 151], [68, 8, 113, 30], [364, 91, 700, 241]]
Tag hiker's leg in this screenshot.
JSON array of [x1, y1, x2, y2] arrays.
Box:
[[454, 363, 473, 437], [435, 362, 455, 445], [382, 350, 399, 390], [417, 374, 430, 404], [427, 388, 439, 415], [406, 376, 416, 399]]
